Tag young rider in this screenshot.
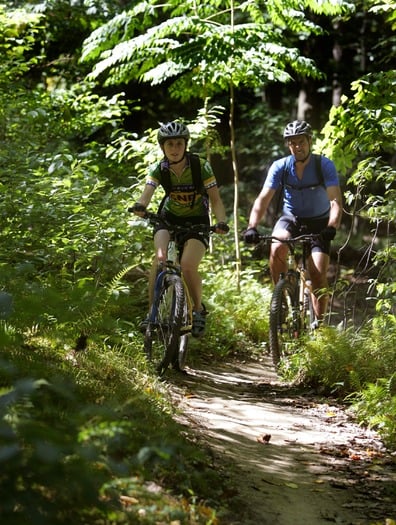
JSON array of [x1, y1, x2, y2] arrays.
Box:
[[244, 120, 343, 323], [130, 121, 229, 337]]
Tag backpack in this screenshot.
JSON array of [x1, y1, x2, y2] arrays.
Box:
[[158, 153, 206, 211], [275, 153, 324, 216]]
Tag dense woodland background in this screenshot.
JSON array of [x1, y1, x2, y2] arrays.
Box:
[[0, 1, 395, 524]]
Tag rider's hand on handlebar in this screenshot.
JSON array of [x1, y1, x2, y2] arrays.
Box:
[[214, 222, 229, 234], [129, 202, 147, 217], [320, 226, 337, 241], [243, 227, 260, 244]]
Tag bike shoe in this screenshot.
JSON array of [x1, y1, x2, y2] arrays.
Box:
[[192, 304, 207, 338]]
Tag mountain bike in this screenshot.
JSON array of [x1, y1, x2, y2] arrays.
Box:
[[130, 209, 216, 376], [257, 233, 320, 367]]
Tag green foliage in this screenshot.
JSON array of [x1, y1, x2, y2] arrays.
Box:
[[349, 376, 396, 449], [1, 9, 396, 524], [80, 0, 354, 98], [0, 6, 45, 83], [318, 70, 396, 178], [296, 318, 395, 387], [0, 339, 222, 524], [318, 68, 396, 335], [197, 263, 272, 357], [234, 102, 290, 188], [106, 104, 228, 177], [0, 374, 110, 524], [370, 0, 396, 31], [0, 16, 147, 356]]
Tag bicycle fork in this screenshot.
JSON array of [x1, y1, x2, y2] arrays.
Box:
[[285, 254, 301, 338], [180, 277, 193, 334], [147, 270, 168, 328]]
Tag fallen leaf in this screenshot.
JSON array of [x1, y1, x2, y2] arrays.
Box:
[[257, 433, 271, 444], [366, 448, 384, 458], [284, 482, 298, 489]]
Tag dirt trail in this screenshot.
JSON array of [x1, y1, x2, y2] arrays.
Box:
[[170, 355, 396, 525]]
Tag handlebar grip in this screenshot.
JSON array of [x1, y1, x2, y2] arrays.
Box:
[[128, 203, 147, 214]]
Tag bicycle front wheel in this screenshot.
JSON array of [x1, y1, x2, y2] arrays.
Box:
[[174, 293, 191, 371], [302, 282, 316, 331], [269, 278, 299, 366], [144, 274, 185, 375]]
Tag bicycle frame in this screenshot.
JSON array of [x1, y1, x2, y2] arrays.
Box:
[[283, 239, 314, 326], [257, 233, 319, 366], [150, 237, 193, 334]]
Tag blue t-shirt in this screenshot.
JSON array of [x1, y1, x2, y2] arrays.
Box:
[[264, 154, 339, 218]]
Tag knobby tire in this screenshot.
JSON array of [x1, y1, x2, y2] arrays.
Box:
[[173, 295, 190, 371], [303, 286, 316, 331], [144, 274, 185, 375], [269, 278, 299, 366]]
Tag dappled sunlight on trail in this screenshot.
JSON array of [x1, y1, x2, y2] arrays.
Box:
[[169, 357, 396, 525]]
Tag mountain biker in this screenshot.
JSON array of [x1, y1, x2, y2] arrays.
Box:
[[243, 120, 343, 322], [130, 121, 229, 337]]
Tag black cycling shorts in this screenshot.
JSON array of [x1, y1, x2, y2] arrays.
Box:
[[154, 211, 210, 249], [273, 214, 330, 255]]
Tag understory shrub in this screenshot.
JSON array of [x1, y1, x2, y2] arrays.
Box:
[[348, 375, 396, 450]]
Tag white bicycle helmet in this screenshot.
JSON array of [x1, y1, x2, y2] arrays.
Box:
[[283, 120, 312, 139], [157, 121, 190, 145]]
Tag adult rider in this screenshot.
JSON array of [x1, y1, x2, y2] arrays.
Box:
[[244, 120, 343, 323]]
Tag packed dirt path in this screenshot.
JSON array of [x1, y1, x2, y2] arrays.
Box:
[[170, 355, 396, 525]]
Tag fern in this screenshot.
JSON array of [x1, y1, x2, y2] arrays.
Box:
[[351, 377, 396, 448], [77, 264, 139, 339]]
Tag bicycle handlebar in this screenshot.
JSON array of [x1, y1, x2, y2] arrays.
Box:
[[128, 208, 217, 234], [258, 233, 321, 245]]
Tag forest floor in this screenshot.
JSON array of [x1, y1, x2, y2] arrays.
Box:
[[169, 354, 396, 525]]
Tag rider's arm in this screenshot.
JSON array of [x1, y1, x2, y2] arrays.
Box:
[[326, 185, 343, 229], [247, 187, 276, 228], [207, 185, 227, 224], [131, 184, 156, 217], [136, 183, 156, 208]]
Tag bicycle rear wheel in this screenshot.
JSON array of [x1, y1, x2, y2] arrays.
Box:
[[144, 274, 185, 375], [269, 278, 299, 366]]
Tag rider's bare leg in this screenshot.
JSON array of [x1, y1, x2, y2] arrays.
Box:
[[269, 228, 290, 284], [180, 238, 206, 311], [148, 229, 170, 304], [308, 251, 330, 320]]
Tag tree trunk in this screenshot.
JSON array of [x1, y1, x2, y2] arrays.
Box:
[[229, 82, 241, 290]]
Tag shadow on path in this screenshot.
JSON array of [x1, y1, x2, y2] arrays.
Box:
[[169, 357, 396, 525]]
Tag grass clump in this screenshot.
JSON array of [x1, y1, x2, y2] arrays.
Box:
[[199, 263, 272, 360], [348, 375, 396, 450]]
